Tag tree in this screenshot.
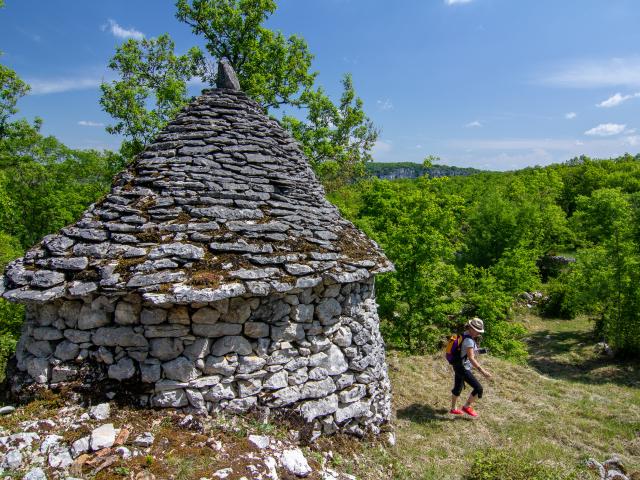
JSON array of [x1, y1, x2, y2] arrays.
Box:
[[0, 66, 29, 138], [422, 155, 439, 169], [100, 34, 206, 157], [175, 0, 315, 110], [353, 178, 464, 352], [281, 74, 378, 190]]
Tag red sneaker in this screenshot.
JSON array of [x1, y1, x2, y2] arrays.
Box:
[[462, 406, 478, 417], [449, 408, 463, 415]]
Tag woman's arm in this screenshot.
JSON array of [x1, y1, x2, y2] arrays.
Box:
[[467, 347, 491, 378]]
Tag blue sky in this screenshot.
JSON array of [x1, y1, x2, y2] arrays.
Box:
[[2, 0, 640, 170]]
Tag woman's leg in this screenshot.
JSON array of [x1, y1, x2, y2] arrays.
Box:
[[462, 369, 483, 407], [451, 367, 464, 410]]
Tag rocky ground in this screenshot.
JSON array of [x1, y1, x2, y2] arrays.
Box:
[[0, 394, 390, 479]]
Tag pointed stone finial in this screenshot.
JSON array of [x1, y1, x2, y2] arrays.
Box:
[[217, 58, 241, 90]]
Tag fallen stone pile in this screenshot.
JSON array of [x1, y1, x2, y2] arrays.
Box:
[[0, 401, 377, 479]]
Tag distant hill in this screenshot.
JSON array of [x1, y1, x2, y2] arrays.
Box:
[[366, 162, 483, 180]]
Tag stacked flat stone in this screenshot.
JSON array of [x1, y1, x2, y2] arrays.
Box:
[[1, 63, 394, 436]]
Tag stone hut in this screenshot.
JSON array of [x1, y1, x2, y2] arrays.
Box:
[[1, 61, 394, 436]]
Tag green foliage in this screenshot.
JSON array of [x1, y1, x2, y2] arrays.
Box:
[[0, 301, 22, 381], [175, 0, 316, 110], [459, 265, 528, 361], [0, 65, 29, 137], [282, 74, 378, 190], [332, 177, 530, 358], [0, 127, 120, 247], [540, 275, 579, 319], [356, 178, 463, 352], [0, 64, 122, 374], [0, 232, 23, 380], [461, 170, 569, 268], [571, 187, 632, 245], [100, 34, 205, 157], [465, 448, 578, 480]]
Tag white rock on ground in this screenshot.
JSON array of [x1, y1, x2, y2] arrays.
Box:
[[2, 448, 23, 469], [212, 467, 233, 479], [39, 434, 63, 454], [248, 434, 270, 449], [48, 447, 73, 468], [280, 448, 312, 477], [23, 467, 47, 480], [0, 406, 15, 415], [133, 432, 154, 447], [89, 403, 111, 420], [116, 446, 132, 459], [9, 432, 39, 450], [90, 423, 116, 450], [265, 456, 279, 480], [71, 435, 90, 458]]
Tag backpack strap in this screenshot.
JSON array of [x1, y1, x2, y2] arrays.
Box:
[[460, 334, 474, 361]]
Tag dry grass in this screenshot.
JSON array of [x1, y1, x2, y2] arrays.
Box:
[[345, 313, 640, 479]]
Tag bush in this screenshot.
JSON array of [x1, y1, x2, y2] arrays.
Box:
[[465, 449, 579, 480], [459, 265, 528, 362], [540, 276, 579, 319], [0, 299, 24, 382]]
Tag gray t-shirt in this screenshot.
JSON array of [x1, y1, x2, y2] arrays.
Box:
[[460, 336, 477, 371]]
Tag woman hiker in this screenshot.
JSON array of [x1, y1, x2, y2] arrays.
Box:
[[450, 317, 492, 417]]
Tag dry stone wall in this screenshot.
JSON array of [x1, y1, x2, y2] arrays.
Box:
[[11, 277, 391, 436]]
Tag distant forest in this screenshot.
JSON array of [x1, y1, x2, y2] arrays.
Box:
[[366, 162, 483, 180]]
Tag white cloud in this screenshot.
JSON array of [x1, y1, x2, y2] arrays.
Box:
[[565, 112, 577, 119], [625, 135, 640, 146], [415, 144, 423, 149], [78, 120, 105, 127], [27, 76, 103, 95], [584, 123, 627, 137], [445, 0, 473, 5], [465, 120, 482, 128], [541, 57, 640, 88], [102, 19, 144, 40], [372, 140, 393, 155], [376, 99, 393, 111], [596, 92, 640, 108]]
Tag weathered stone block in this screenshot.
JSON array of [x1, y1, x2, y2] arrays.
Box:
[[211, 336, 252, 356], [168, 306, 190, 325], [115, 302, 140, 325], [108, 357, 136, 380], [162, 357, 199, 382], [192, 322, 242, 337], [150, 338, 184, 361], [191, 307, 220, 324], [300, 394, 339, 422], [140, 308, 167, 325], [244, 322, 269, 338], [78, 305, 110, 330]]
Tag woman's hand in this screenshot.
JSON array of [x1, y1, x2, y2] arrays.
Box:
[[481, 369, 492, 379]]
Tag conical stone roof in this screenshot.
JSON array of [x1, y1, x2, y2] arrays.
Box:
[[2, 80, 393, 306]]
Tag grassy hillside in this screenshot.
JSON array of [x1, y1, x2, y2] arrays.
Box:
[[381, 313, 640, 479], [1, 311, 638, 479]]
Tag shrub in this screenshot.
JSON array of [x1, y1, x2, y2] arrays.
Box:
[[540, 276, 579, 319], [0, 299, 23, 382]]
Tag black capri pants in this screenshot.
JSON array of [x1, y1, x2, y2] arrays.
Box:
[[452, 365, 483, 398]]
